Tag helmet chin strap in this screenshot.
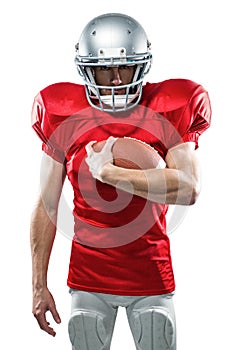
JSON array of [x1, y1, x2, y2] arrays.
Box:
[[84, 83, 143, 113], [97, 90, 140, 108]]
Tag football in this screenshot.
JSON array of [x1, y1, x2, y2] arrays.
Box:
[[92, 137, 166, 170]]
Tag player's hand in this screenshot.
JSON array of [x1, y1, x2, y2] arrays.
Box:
[[32, 287, 61, 337], [85, 136, 118, 181]]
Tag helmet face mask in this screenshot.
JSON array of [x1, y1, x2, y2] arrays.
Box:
[[75, 13, 152, 113]]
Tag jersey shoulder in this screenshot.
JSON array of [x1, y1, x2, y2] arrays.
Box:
[[142, 78, 207, 112], [39, 82, 89, 116]]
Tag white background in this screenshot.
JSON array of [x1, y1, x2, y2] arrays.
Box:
[[1, 0, 232, 349]]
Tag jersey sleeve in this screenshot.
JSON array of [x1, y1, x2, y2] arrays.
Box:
[[31, 92, 66, 163], [182, 87, 212, 148]]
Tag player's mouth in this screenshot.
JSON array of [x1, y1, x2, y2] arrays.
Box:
[[114, 89, 126, 95], [100, 88, 126, 95]]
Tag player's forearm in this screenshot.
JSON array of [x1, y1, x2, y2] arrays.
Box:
[[101, 164, 199, 205], [30, 198, 57, 291]]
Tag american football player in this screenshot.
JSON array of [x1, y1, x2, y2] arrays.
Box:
[[30, 13, 211, 350]]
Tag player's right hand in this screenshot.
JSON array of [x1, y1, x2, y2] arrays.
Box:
[[32, 287, 61, 337], [85, 136, 118, 181]]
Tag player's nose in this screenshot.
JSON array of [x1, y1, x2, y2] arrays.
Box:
[[111, 67, 122, 86]]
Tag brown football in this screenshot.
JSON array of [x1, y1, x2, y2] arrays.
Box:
[[92, 137, 165, 170]]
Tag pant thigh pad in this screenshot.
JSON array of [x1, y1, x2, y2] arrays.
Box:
[[68, 311, 107, 350], [131, 307, 176, 350]]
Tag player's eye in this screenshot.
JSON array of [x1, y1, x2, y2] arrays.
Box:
[[119, 65, 135, 70], [99, 66, 111, 71]]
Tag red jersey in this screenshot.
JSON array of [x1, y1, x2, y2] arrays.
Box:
[[32, 79, 211, 295]]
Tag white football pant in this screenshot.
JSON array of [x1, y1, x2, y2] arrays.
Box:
[[68, 289, 176, 350]]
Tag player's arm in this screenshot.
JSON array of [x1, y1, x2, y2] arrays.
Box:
[[87, 141, 200, 206], [30, 154, 66, 336], [104, 142, 200, 205]]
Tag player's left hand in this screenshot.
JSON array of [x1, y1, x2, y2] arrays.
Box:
[[85, 136, 118, 180]]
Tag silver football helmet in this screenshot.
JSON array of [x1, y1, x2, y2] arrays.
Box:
[[75, 13, 152, 112]]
